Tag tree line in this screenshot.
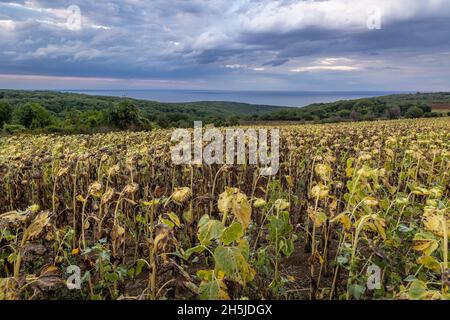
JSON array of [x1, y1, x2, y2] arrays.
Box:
[[0, 100, 242, 134], [254, 98, 447, 123], [1, 91, 449, 135]]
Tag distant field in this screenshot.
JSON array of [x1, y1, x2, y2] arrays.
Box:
[[432, 103, 450, 113]]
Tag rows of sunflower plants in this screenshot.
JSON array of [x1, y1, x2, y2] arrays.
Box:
[[0, 117, 448, 300]]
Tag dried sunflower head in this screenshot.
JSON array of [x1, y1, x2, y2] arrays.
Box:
[[101, 187, 115, 204], [88, 181, 102, 197], [311, 184, 329, 199], [171, 187, 191, 203], [123, 183, 139, 194]]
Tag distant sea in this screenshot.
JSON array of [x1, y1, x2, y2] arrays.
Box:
[[63, 89, 409, 108]]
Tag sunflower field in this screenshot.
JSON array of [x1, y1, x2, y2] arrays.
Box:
[[0, 118, 449, 300]]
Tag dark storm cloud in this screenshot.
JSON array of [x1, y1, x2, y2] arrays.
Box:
[[0, 0, 449, 90]]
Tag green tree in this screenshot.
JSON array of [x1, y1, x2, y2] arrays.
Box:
[[228, 116, 240, 126], [337, 109, 351, 118], [0, 101, 12, 126], [417, 103, 431, 113], [81, 110, 106, 127], [405, 106, 424, 118], [156, 114, 170, 128], [108, 101, 141, 129], [14, 102, 54, 129]]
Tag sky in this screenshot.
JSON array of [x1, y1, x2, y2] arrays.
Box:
[[0, 0, 449, 91]]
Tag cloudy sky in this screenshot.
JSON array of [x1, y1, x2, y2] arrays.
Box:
[[0, 0, 449, 91]]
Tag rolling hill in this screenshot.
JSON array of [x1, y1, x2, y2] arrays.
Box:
[[0, 90, 449, 134]]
